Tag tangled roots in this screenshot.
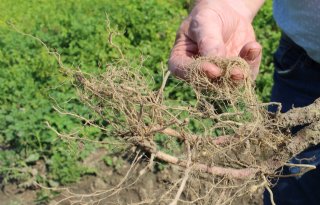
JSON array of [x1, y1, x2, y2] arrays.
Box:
[[58, 57, 320, 204]]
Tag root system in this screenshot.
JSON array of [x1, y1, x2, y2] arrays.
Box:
[[54, 56, 320, 204]]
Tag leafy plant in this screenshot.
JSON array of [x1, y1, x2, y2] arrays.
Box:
[[0, 0, 278, 196]]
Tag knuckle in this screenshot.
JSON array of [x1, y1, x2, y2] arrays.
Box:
[[190, 10, 213, 29]]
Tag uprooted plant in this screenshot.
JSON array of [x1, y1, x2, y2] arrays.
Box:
[[47, 53, 320, 205], [8, 16, 320, 205]]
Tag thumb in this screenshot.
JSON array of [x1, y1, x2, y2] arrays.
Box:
[[239, 41, 262, 80]]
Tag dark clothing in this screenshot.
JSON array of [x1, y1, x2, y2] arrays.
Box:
[[264, 34, 320, 205]]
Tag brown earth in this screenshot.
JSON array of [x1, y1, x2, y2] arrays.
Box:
[[0, 148, 263, 205]]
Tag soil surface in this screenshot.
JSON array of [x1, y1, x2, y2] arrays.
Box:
[[0, 148, 263, 205]]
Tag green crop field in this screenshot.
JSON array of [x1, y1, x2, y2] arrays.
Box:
[[0, 0, 280, 203]]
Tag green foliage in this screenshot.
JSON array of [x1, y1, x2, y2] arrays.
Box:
[[47, 142, 93, 184], [0, 0, 278, 194], [35, 189, 59, 205], [0, 0, 189, 187], [254, 0, 281, 102], [103, 155, 124, 171]]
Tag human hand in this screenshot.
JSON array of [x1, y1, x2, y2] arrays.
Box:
[[168, 0, 262, 81]]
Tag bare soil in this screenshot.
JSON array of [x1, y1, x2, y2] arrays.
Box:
[[0, 148, 263, 205]]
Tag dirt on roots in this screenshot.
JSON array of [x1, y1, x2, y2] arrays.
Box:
[[49, 56, 320, 204], [2, 57, 320, 205]]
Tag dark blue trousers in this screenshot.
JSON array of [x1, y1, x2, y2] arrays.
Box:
[[264, 34, 320, 205]]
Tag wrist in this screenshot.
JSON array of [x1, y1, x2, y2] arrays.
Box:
[[195, 0, 265, 22], [226, 0, 265, 22], [242, 0, 265, 21]]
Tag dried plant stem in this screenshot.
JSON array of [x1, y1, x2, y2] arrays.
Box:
[[156, 70, 171, 102], [47, 51, 320, 204], [152, 148, 257, 179], [169, 141, 192, 205], [263, 175, 276, 205], [278, 98, 320, 128]]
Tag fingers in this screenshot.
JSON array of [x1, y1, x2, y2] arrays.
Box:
[[169, 36, 224, 80], [200, 61, 222, 79], [188, 10, 227, 79], [168, 32, 197, 79], [229, 67, 246, 81], [239, 41, 262, 80], [169, 15, 224, 79], [168, 54, 193, 79], [169, 44, 223, 80], [170, 10, 261, 81]]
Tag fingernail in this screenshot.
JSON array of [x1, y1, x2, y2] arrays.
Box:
[[230, 68, 244, 81], [246, 49, 261, 61], [201, 62, 222, 79]]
